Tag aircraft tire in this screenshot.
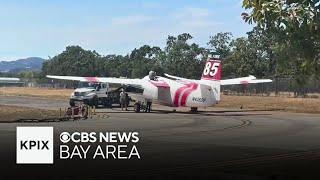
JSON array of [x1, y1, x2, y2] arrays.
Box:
[[191, 107, 198, 112]]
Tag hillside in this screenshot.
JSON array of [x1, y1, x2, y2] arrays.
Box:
[[0, 57, 45, 73]]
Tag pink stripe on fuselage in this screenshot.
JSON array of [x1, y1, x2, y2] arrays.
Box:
[[180, 83, 198, 106], [173, 83, 192, 107]]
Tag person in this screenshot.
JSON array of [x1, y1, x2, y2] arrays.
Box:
[[148, 71, 157, 81], [146, 99, 152, 113], [119, 89, 127, 111], [96, 83, 101, 91], [125, 92, 129, 108]]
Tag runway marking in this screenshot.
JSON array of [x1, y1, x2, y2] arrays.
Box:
[[216, 119, 252, 131], [92, 113, 110, 119], [145, 118, 252, 137]]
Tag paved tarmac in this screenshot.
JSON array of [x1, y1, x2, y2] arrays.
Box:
[[0, 95, 320, 179]]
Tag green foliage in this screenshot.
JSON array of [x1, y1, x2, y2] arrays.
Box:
[[223, 37, 268, 77], [43, 33, 208, 79], [242, 0, 320, 83], [129, 45, 163, 78], [207, 32, 233, 59], [164, 33, 208, 78], [42, 46, 103, 77], [41, 24, 318, 92], [41, 31, 276, 80]]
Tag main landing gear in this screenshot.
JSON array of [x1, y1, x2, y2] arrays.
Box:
[[190, 107, 198, 112], [134, 101, 152, 113]]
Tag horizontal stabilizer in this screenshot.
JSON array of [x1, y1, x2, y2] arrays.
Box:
[[221, 76, 272, 85]]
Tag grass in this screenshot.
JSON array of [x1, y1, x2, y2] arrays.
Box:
[[0, 87, 72, 99], [0, 87, 319, 114], [0, 105, 60, 122], [217, 95, 320, 114]]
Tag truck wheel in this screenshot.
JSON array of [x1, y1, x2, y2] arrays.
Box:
[[106, 103, 112, 108], [102, 98, 106, 107], [134, 103, 141, 113], [107, 101, 112, 108], [103, 98, 111, 108], [69, 100, 75, 107]]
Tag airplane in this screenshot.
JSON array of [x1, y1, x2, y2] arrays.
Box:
[[47, 57, 272, 112]]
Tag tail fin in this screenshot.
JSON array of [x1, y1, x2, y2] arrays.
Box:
[[201, 58, 222, 81]]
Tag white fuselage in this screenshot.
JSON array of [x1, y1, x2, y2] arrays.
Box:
[[140, 76, 220, 107]]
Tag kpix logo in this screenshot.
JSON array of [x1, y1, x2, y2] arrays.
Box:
[[16, 127, 53, 164]]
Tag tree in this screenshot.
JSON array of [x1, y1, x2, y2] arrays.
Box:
[[42, 46, 103, 77], [164, 33, 208, 78], [242, 0, 320, 74], [129, 45, 163, 78], [242, 0, 320, 85], [207, 32, 233, 59]]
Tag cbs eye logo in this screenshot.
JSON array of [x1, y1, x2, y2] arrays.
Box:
[[60, 132, 71, 143], [59, 132, 97, 143]]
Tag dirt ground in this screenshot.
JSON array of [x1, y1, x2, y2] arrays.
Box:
[[0, 105, 60, 122], [0, 87, 72, 99], [0, 99, 319, 179], [0, 87, 319, 113], [217, 95, 320, 113]]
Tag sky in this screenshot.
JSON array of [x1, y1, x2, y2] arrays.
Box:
[[0, 0, 252, 61]]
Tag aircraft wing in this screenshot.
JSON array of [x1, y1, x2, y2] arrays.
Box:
[[165, 73, 272, 85], [46, 75, 144, 89], [97, 77, 144, 88], [46, 75, 88, 82], [164, 73, 197, 83], [164, 73, 193, 81], [221, 76, 272, 85]]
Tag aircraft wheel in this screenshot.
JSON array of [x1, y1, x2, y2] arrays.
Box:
[[191, 107, 198, 112]]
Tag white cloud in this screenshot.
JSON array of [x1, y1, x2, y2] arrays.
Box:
[[174, 7, 210, 19], [172, 7, 221, 29], [111, 15, 154, 26]]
